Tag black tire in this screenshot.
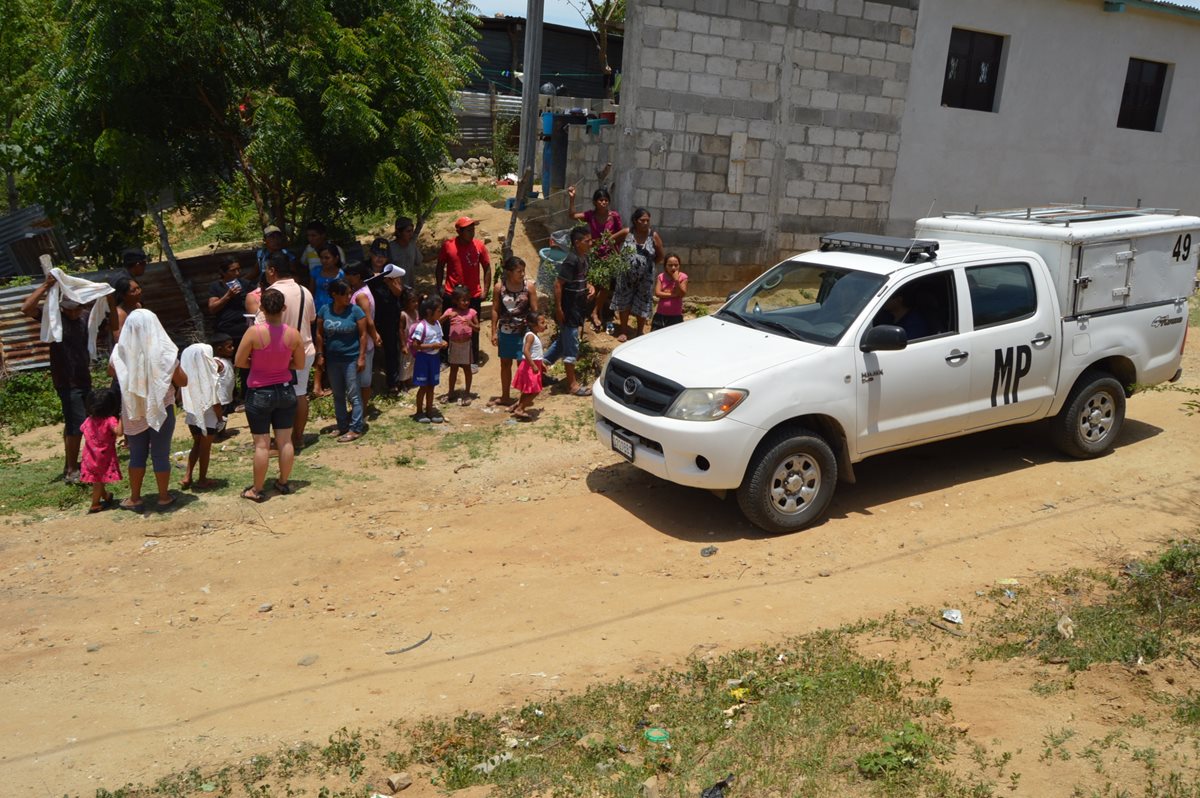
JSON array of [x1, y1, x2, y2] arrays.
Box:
[[1051, 370, 1126, 458], [737, 428, 837, 534]]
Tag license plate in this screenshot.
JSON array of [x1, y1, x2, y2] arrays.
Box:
[[611, 429, 635, 462]]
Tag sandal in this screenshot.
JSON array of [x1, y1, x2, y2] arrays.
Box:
[[119, 499, 145, 513], [336, 432, 361, 443], [241, 486, 266, 503], [274, 480, 292, 494], [156, 494, 177, 509], [571, 386, 593, 397]]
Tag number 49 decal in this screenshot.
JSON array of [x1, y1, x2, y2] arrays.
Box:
[[1172, 233, 1192, 261]]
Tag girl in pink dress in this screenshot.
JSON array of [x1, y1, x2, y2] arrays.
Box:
[[80, 388, 123, 513], [510, 312, 547, 421]]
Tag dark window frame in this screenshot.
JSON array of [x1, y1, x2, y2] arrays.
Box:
[[941, 27, 1006, 113], [1117, 57, 1170, 132]]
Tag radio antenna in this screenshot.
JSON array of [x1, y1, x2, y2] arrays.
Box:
[[901, 197, 938, 263]]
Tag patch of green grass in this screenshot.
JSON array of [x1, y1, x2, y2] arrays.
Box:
[[438, 425, 506, 459], [0, 456, 92, 514], [433, 183, 505, 216], [972, 541, 1200, 672], [1176, 691, 1200, 726]]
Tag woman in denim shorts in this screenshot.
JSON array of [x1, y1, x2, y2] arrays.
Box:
[[234, 288, 305, 501]]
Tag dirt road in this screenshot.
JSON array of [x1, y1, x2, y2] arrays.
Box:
[[3, 322, 1199, 795]]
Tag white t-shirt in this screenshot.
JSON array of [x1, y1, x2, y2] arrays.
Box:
[[525, 331, 544, 362], [216, 357, 235, 405], [409, 319, 443, 350]]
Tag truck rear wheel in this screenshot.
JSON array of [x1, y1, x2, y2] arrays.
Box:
[[1051, 370, 1126, 458], [737, 428, 837, 534]]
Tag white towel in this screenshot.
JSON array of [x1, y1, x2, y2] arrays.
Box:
[[110, 309, 178, 432], [180, 343, 219, 420], [39, 267, 115, 358]]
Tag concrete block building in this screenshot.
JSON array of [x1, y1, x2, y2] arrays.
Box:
[[572, 0, 1200, 293]]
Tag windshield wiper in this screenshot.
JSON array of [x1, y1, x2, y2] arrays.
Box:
[[717, 309, 802, 340], [750, 318, 803, 340]]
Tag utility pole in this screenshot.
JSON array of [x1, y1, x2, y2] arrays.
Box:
[[517, 0, 544, 187]]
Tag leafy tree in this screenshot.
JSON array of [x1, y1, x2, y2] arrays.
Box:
[[571, 0, 624, 99], [0, 0, 56, 213], [22, 0, 478, 262]]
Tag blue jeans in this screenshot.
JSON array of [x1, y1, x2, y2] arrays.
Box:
[[326, 358, 365, 434], [545, 325, 580, 365], [127, 411, 176, 473]]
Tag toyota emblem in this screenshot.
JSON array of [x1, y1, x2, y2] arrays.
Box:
[[622, 376, 641, 400]]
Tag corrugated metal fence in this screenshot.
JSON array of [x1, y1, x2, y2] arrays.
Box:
[[0, 250, 259, 375]]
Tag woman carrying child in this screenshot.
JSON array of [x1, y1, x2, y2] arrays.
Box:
[[80, 388, 122, 513], [441, 285, 479, 405], [409, 295, 447, 423], [511, 311, 548, 421], [316, 279, 369, 442], [346, 263, 383, 407], [489, 255, 537, 407]]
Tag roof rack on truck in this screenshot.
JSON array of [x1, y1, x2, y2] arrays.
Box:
[[818, 232, 939, 262], [940, 203, 1182, 227]]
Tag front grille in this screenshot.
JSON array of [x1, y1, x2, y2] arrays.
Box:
[[603, 358, 684, 416]]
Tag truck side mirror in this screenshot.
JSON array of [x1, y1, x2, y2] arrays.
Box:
[[726, 290, 738, 302], [860, 325, 908, 352]]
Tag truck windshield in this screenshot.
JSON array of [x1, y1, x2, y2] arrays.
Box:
[[716, 262, 886, 344]]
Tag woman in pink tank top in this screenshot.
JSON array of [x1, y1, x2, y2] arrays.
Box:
[[234, 288, 305, 502]]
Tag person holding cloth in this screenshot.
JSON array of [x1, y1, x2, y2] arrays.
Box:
[[543, 226, 594, 397], [20, 271, 114, 484], [436, 216, 490, 369], [366, 237, 406, 392]]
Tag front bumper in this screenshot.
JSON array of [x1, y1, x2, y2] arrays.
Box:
[[592, 378, 761, 490]]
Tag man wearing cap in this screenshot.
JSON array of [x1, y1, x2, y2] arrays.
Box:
[[256, 251, 317, 450], [436, 217, 490, 367], [257, 225, 301, 287], [20, 275, 95, 483], [367, 237, 405, 392]]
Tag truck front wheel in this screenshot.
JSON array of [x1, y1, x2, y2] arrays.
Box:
[[1051, 370, 1126, 458], [737, 429, 837, 534]]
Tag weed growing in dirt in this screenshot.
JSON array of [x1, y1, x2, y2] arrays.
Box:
[[972, 541, 1200, 672], [539, 407, 593, 443], [1176, 692, 1200, 726]]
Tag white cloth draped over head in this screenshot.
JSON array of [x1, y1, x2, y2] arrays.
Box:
[[38, 267, 115, 358], [180, 343, 219, 420], [111, 309, 178, 432]]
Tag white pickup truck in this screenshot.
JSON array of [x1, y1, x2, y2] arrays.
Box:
[[592, 205, 1198, 533]]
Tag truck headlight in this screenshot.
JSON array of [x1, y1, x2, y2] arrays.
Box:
[[666, 388, 748, 421]]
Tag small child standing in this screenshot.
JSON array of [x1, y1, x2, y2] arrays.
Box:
[[80, 388, 122, 513], [398, 289, 419, 391], [651, 253, 689, 330], [511, 312, 547, 421], [410, 295, 447, 423], [441, 285, 479, 405], [180, 342, 223, 490], [211, 333, 236, 436]]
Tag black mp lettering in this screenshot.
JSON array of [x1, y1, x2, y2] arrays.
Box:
[[991, 345, 1032, 406]]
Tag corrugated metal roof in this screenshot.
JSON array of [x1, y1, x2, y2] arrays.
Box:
[[0, 250, 259, 375], [1128, 0, 1200, 16], [0, 205, 72, 279]]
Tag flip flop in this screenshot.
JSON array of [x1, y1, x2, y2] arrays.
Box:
[[119, 500, 145, 513], [156, 494, 177, 509], [572, 386, 593, 397], [88, 504, 111, 514], [241, 486, 266, 503], [274, 480, 292, 494], [336, 432, 361, 443]]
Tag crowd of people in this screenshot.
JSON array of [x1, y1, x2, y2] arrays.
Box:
[[20, 190, 690, 511]]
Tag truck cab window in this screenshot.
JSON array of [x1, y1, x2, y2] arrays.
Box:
[[873, 271, 956, 342], [966, 262, 1037, 328]]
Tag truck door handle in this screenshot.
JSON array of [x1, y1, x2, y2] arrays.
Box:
[[945, 350, 968, 364], [1031, 334, 1052, 346]]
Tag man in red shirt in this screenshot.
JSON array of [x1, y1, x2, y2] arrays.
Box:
[[436, 216, 491, 368]]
